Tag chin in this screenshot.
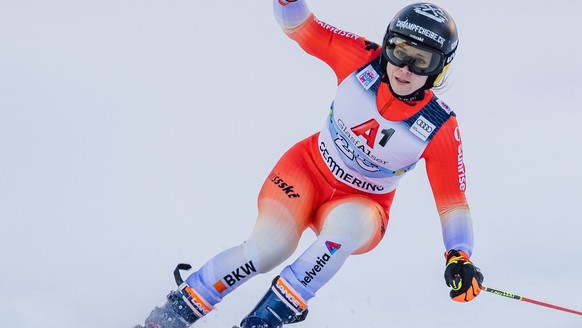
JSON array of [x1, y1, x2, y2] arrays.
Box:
[[392, 86, 412, 96]]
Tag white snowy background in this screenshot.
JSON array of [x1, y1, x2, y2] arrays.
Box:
[[1, 1, 581, 327]]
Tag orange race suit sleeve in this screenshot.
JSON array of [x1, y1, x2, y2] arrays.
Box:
[[274, 0, 474, 256], [423, 118, 474, 256], [273, 0, 381, 84]]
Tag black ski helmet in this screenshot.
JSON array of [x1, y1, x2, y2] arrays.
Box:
[[381, 3, 459, 88]]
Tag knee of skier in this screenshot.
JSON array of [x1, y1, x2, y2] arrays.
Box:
[[246, 209, 302, 273], [315, 195, 387, 255]]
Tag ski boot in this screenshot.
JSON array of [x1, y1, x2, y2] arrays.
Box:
[[239, 276, 308, 328], [135, 264, 213, 328]]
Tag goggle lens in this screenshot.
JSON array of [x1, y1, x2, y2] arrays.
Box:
[[384, 36, 445, 76]]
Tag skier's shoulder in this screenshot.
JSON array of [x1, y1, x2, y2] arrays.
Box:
[[427, 93, 456, 117]]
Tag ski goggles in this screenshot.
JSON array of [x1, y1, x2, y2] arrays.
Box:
[[383, 34, 446, 76]]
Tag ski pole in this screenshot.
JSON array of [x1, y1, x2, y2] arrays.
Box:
[[481, 285, 582, 316]]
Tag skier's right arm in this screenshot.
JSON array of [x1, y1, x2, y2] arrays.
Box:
[[273, 0, 381, 84]]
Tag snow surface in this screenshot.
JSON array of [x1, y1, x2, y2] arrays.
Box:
[[1, 1, 581, 327]]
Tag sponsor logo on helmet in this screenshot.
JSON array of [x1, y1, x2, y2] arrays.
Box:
[[356, 65, 380, 90], [409, 115, 436, 141], [413, 3, 448, 23], [445, 50, 456, 63], [396, 19, 445, 46]]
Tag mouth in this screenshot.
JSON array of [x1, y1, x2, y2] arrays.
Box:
[[394, 76, 409, 84]]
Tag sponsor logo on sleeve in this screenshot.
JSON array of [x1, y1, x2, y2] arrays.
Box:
[[314, 18, 361, 40]]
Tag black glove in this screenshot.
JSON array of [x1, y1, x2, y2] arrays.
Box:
[[444, 250, 484, 302]]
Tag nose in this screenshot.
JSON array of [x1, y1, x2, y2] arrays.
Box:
[[400, 65, 413, 74]]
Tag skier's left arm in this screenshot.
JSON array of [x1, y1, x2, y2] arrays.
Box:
[[423, 117, 473, 255], [422, 117, 484, 302]]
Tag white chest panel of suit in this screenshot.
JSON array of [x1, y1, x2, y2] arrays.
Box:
[[317, 58, 452, 194]]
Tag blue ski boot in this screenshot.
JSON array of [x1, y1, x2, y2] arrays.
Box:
[[239, 276, 308, 328], [136, 264, 213, 328]]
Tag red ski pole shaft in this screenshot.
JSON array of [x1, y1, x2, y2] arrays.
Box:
[[481, 285, 582, 316]]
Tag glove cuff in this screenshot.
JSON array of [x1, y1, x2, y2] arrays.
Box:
[[445, 249, 470, 262]]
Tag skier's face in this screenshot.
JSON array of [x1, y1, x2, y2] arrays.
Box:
[[386, 62, 428, 96]]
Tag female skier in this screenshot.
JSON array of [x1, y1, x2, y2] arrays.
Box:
[[136, 1, 483, 327]]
